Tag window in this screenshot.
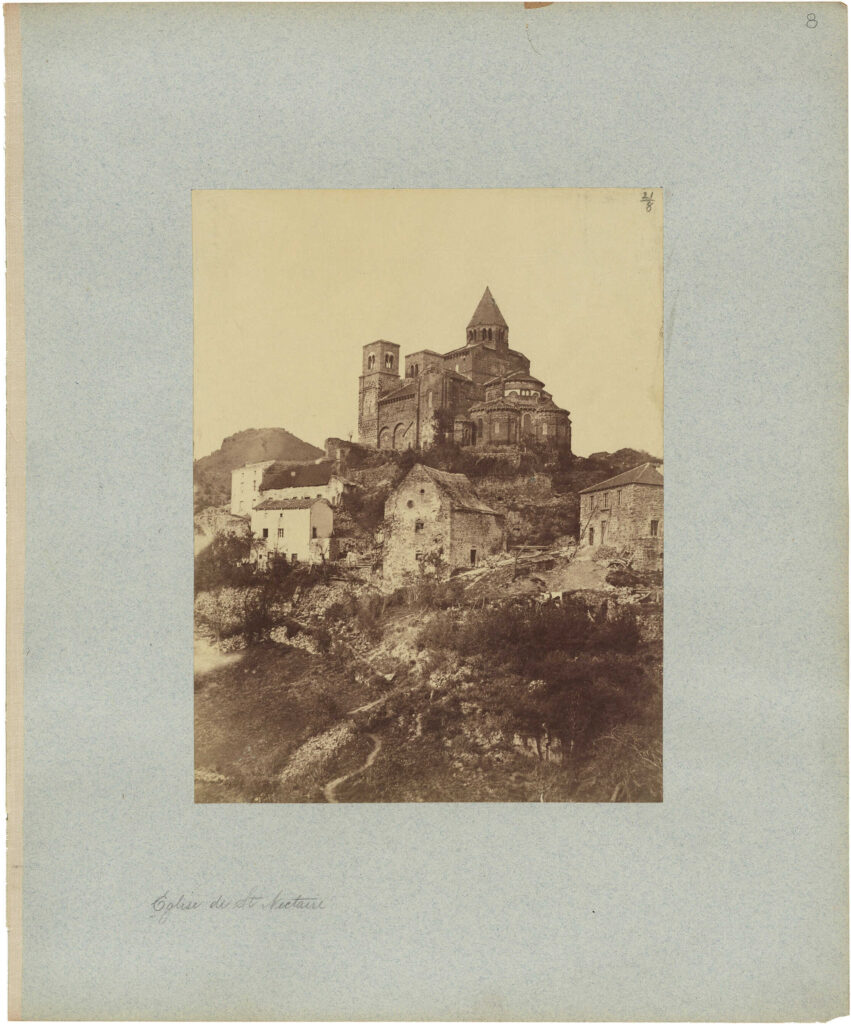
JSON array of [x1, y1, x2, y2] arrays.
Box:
[[617, 489, 622, 505], [589, 527, 595, 545], [262, 528, 269, 539], [419, 488, 425, 496], [384, 352, 394, 369], [601, 521, 607, 544], [603, 491, 609, 509], [407, 499, 414, 508], [414, 520, 424, 533], [277, 528, 284, 538], [650, 520, 659, 537], [367, 354, 375, 370], [312, 526, 318, 539], [470, 548, 477, 566], [291, 553, 298, 563]]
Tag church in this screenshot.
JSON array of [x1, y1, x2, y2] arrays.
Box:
[[357, 288, 572, 452]]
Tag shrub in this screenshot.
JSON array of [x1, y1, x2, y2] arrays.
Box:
[[194, 586, 270, 640], [590, 608, 641, 653], [194, 534, 253, 594]]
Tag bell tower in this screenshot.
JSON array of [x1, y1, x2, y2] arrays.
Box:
[[465, 286, 509, 351], [358, 339, 400, 446]]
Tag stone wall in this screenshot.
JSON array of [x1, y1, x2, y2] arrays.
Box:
[[383, 474, 452, 588], [449, 509, 506, 569], [579, 483, 663, 564]]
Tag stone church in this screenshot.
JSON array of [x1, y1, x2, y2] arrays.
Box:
[[358, 288, 572, 452]]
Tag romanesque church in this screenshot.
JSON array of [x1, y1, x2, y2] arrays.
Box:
[[357, 288, 572, 452]]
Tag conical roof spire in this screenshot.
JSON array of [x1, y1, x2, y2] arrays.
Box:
[[467, 287, 508, 330]]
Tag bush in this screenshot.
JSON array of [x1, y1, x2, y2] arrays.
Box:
[[195, 534, 253, 594], [194, 586, 270, 641], [590, 608, 641, 653]]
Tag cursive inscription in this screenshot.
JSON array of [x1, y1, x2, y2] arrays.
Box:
[[151, 889, 325, 921]]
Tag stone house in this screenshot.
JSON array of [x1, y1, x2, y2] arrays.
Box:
[[249, 497, 336, 567], [383, 464, 506, 587], [230, 460, 275, 516], [231, 459, 345, 517], [578, 462, 663, 569], [358, 288, 571, 453]]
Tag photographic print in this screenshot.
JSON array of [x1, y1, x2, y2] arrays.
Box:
[[194, 188, 663, 803]]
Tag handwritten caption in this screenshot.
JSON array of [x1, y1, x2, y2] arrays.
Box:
[[151, 889, 325, 922]]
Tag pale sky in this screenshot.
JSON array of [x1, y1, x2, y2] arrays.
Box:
[[193, 189, 663, 459]]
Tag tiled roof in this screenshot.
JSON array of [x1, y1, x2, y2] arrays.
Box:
[[579, 462, 664, 494], [261, 461, 335, 489], [407, 464, 502, 516], [253, 497, 330, 511], [467, 287, 508, 329]]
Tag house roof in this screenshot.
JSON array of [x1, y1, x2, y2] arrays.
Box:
[[467, 287, 508, 329], [579, 462, 664, 494], [406, 464, 502, 516], [261, 461, 335, 489], [253, 497, 331, 511]]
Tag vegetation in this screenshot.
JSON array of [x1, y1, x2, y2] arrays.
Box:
[[194, 436, 663, 804]]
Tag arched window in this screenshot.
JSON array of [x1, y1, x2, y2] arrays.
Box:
[[367, 354, 376, 370], [385, 352, 394, 369]]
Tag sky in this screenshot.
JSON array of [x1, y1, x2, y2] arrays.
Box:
[[193, 189, 663, 459]]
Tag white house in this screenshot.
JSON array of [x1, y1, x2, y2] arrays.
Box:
[[230, 460, 275, 517], [250, 497, 336, 566], [259, 460, 346, 506]]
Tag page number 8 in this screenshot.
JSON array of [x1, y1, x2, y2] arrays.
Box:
[[806, 12, 818, 27]]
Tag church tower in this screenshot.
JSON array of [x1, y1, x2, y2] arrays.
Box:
[[465, 286, 509, 351], [358, 339, 400, 446]]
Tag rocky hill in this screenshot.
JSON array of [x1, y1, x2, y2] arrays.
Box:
[[194, 428, 325, 511], [193, 438, 663, 804]]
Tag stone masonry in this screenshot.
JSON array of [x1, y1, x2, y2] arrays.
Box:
[[579, 462, 663, 569]]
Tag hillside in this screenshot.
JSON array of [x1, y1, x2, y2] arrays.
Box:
[[194, 438, 663, 802], [194, 428, 326, 510]]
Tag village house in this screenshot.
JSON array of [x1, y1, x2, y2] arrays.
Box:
[[383, 464, 506, 587], [250, 497, 336, 567], [578, 462, 663, 569], [258, 460, 347, 506], [230, 460, 275, 516], [358, 288, 571, 452], [231, 459, 346, 518]]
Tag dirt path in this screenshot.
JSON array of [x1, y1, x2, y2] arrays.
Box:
[[323, 733, 382, 803]]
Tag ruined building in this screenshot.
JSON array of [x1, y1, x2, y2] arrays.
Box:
[[383, 464, 506, 587], [358, 288, 572, 452]]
